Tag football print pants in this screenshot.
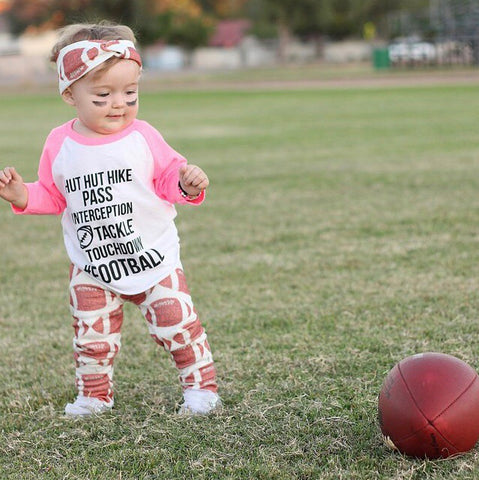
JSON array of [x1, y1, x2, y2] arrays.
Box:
[[69, 264, 217, 403]]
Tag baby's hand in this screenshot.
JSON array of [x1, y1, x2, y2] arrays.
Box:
[[0, 167, 28, 209], [179, 164, 209, 198]]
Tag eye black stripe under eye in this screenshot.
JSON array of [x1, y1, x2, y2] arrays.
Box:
[[92, 101, 107, 107], [126, 99, 138, 106]]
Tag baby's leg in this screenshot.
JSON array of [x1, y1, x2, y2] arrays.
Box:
[[68, 266, 124, 406], [138, 268, 217, 393]]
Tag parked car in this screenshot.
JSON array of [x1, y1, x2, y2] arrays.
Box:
[[388, 39, 437, 63]]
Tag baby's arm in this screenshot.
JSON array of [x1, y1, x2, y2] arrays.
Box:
[[138, 121, 208, 204], [179, 164, 209, 198], [0, 167, 28, 210]]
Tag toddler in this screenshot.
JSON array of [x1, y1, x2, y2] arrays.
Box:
[[0, 22, 219, 416]]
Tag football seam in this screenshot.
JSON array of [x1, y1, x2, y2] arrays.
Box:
[[400, 422, 458, 457], [397, 363, 428, 423], [397, 363, 478, 452], [393, 365, 457, 456], [431, 374, 478, 423], [429, 374, 479, 449]]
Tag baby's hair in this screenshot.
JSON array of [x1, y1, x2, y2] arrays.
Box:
[[50, 21, 137, 63]]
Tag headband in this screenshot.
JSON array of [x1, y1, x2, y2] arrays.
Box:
[[56, 39, 142, 94]]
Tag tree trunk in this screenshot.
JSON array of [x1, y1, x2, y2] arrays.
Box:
[[277, 18, 291, 63]]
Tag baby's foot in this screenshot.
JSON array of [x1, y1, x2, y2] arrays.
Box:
[[65, 395, 113, 417], [178, 389, 221, 415]]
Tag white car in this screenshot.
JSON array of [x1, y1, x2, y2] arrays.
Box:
[[389, 41, 436, 63]]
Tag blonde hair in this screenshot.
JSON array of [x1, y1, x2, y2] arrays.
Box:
[[50, 22, 137, 63]]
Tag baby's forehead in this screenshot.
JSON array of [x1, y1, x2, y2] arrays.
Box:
[[84, 58, 141, 84]]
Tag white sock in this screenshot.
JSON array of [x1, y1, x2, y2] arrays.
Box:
[[179, 389, 221, 415]]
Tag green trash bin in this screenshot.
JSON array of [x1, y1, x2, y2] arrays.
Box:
[[373, 48, 390, 69]]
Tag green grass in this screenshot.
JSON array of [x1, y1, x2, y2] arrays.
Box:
[[137, 62, 479, 90], [2, 78, 479, 478]]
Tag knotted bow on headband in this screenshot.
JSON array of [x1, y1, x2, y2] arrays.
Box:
[[56, 39, 142, 94]]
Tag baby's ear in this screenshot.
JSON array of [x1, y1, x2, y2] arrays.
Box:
[[61, 88, 76, 106]]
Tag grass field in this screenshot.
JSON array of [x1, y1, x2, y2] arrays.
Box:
[[2, 74, 479, 479]]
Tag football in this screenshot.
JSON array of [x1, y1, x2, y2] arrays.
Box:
[[378, 352, 479, 458]]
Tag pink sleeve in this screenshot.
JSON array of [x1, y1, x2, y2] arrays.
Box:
[[138, 121, 205, 205], [12, 130, 66, 215]]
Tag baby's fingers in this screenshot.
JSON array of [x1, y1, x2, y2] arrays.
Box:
[[192, 175, 209, 190], [1, 166, 19, 180], [183, 167, 208, 187], [0, 168, 11, 187], [179, 165, 197, 185], [0, 167, 23, 190]]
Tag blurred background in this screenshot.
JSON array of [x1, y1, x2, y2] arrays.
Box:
[[0, 0, 478, 86]]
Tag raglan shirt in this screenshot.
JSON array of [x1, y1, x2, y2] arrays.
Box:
[[13, 119, 204, 295]]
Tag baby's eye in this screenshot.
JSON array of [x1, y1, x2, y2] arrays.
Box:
[[126, 90, 137, 95], [97, 93, 109, 97]]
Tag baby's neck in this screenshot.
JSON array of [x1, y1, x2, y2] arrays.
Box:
[[72, 119, 132, 138]]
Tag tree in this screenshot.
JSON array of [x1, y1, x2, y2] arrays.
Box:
[[197, 0, 249, 18], [6, 0, 213, 48], [7, 0, 149, 35], [145, 0, 213, 49], [6, 0, 434, 48], [244, 0, 325, 60], [7, 0, 66, 34], [244, 0, 432, 50]]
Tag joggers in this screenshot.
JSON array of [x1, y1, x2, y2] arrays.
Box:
[[69, 264, 217, 405]]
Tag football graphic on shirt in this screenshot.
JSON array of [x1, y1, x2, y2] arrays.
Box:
[[77, 225, 93, 249]]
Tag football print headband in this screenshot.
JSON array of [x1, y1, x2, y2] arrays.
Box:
[[56, 39, 142, 93]]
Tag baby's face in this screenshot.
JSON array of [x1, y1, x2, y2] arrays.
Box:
[[64, 59, 140, 137]]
